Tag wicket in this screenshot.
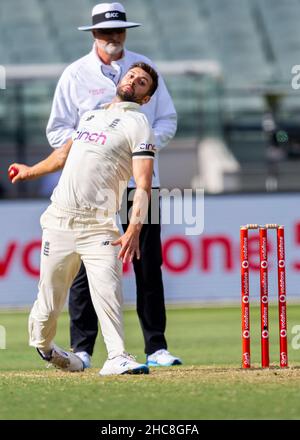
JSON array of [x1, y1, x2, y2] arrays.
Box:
[[240, 223, 288, 369]]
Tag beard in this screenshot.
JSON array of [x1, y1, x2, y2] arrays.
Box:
[[97, 40, 124, 56], [116, 85, 136, 103]]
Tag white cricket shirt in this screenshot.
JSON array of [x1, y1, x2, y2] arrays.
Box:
[[46, 45, 177, 187], [51, 102, 155, 214]]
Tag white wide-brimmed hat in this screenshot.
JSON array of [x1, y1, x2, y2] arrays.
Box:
[[78, 2, 141, 31]]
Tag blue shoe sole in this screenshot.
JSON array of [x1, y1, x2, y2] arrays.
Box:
[[123, 365, 149, 375], [146, 359, 183, 367]]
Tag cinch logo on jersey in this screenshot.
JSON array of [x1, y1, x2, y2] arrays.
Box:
[[139, 143, 155, 151], [74, 130, 107, 145]]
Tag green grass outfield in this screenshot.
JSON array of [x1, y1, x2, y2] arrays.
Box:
[[1, 305, 300, 420]]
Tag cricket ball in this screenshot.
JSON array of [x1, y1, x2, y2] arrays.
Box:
[[8, 166, 19, 181]]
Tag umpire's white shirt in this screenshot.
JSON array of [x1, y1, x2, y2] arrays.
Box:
[[47, 45, 177, 188], [51, 101, 155, 217]]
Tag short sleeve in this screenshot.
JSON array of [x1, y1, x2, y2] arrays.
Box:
[[130, 114, 156, 160]]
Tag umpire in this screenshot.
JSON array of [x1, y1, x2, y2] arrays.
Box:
[[46, 2, 182, 368]]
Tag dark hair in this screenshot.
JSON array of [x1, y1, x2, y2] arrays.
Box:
[[129, 62, 159, 96]]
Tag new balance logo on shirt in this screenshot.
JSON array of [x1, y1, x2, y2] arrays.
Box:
[[43, 241, 50, 256], [85, 115, 95, 121], [109, 118, 121, 129]]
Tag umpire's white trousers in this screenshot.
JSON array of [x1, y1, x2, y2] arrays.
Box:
[[29, 203, 125, 359]]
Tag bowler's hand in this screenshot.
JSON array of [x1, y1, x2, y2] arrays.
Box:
[[8, 163, 32, 184], [112, 229, 140, 263]]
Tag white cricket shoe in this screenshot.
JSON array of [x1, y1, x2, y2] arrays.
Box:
[[99, 353, 149, 376], [38, 344, 84, 372], [74, 351, 91, 369], [146, 349, 182, 367]]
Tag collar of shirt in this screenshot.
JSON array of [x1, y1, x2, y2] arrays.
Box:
[[100, 101, 141, 111], [90, 44, 127, 79], [101, 63, 121, 85]]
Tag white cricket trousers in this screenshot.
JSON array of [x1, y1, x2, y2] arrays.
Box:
[[29, 203, 125, 359]]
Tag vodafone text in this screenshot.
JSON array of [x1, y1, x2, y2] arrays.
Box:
[[3, 221, 300, 278]]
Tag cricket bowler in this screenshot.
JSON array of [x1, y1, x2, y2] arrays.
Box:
[[8, 62, 158, 376]]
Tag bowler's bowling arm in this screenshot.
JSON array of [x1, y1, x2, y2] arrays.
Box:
[[129, 158, 153, 230], [112, 157, 154, 263], [9, 139, 73, 184]]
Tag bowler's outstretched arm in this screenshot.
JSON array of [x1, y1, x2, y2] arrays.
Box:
[[8, 139, 73, 184]]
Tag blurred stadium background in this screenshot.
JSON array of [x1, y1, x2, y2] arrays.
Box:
[[2, 0, 300, 197], [2, 2, 300, 420], [1, 0, 300, 306]]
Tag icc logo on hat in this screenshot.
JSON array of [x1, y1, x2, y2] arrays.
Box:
[[105, 12, 119, 19], [78, 3, 141, 31]]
